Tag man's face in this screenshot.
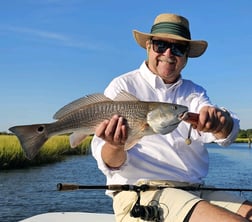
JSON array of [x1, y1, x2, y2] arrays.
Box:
[[146, 38, 188, 84]]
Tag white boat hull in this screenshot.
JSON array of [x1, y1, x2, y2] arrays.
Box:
[[20, 212, 115, 222]]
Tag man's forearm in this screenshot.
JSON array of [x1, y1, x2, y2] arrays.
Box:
[[101, 143, 127, 169]]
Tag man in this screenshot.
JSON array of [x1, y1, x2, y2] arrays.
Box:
[[91, 13, 252, 221]]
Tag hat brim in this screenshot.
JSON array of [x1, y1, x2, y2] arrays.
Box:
[[133, 30, 208, 58]]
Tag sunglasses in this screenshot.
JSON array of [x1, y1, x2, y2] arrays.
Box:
[[150, 39, 189, 57]]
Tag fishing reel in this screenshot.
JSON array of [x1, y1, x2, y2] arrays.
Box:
[[130, 185, 163, 222]]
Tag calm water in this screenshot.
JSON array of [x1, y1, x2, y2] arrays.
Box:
[[1, 143, 252, 222]]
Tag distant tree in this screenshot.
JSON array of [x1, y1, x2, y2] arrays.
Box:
[[247, 129, 252, 137], [238, 130, 248, 138]]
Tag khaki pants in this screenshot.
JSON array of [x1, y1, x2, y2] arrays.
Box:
[[113, 180, 245, 222]]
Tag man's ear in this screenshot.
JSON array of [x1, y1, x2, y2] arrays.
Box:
[[146, 40, 151, 50], [147, 47, 150, 55]]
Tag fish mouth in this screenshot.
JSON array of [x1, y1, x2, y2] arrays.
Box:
[[178, 111, 199, 126], [178, 111, 188, 121], [166, 120, 181, 128]]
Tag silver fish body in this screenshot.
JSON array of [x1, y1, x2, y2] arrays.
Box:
[[9, 91, 188, 159]]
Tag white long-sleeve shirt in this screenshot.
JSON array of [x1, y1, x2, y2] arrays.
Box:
[[91, 61, 240, 187]]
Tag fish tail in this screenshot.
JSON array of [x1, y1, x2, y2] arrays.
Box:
[[9, 124, 50, 160]]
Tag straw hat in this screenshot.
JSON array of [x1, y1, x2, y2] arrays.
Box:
[[133, 13, 208, 57]]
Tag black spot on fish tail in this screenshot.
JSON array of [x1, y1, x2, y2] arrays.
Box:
[[37, 126, 45, 133], [9, 124, 49, 160]]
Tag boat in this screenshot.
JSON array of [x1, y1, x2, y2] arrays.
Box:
[[20, 212, 115, 222]]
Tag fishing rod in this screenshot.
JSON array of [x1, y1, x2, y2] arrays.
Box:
[[57, 183, 252, 222], [57, 183, 252, 192]]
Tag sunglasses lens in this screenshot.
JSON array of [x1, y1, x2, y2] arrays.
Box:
[[172, 43, 188, 57], [152, 40, 167, 53], [151, 40, 188, 57]]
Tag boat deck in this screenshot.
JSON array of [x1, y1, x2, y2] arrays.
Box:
[[20, 212, 115, 222]]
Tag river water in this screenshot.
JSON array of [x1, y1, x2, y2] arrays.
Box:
[[1, 143, 252, 222]]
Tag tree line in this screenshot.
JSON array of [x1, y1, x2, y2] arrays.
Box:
[[238, 129, 252, 138]]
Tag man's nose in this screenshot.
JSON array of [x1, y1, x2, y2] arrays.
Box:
[[163, 47, 173, 56]]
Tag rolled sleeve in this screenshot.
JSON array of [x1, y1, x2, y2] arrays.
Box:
[[91, 135, 129, 177]]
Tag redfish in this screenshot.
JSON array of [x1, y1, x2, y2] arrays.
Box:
[[9, 91, 188, 159]]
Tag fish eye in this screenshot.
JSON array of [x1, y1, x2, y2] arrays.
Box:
[[172, 106, 178, 110]]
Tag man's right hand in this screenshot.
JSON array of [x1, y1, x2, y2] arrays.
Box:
[[95, 115, 128, 168]]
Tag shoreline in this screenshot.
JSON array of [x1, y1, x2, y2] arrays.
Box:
[[0, 135, 251, 170]]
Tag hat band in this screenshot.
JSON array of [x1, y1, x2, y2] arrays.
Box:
[[151, 22, 191, 40]]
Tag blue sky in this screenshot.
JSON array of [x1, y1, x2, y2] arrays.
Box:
[[1, 0, 251, 132]]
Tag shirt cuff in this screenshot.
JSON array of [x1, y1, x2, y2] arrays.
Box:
[[91, 135, 129, 174]]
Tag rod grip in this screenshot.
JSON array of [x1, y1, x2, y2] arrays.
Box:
[[108, 184, 129, 191], [57, 183, 79, 191]]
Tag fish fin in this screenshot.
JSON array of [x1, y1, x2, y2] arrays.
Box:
[[124, 131, 146, 150], [8, 124, 50, 160], [124, 124, 154, 150], [53, 93, 112, 119], [113, 90, 139, 101], [69, 132, 88, 148], [124, 138, 141, 150]]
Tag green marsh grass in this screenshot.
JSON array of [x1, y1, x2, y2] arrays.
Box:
[[0, 135, 92, 170], [235, 138, 251, 143], [1, 134, 249, 170]]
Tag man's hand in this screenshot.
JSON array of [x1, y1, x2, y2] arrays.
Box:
[[96, 115, 128, 148], [196, 106, 233, 139], [95, 115, 128, 168]]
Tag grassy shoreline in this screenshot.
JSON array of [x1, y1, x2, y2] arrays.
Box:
[[234, 138, 251, 143], [1, 135, 251, 170], [0, 135, 92, 170]]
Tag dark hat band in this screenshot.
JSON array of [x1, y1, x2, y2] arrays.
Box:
[[151, 22, 191, 40]]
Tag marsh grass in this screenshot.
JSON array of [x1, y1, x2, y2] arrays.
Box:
[[0, 135, 92, 170], [235, 138, 251, 143], [1, 134, 249, 170]]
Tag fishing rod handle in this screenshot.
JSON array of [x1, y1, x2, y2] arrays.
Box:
[[57, 183, 133, 191], [57, 183, 80, 191], [108, 184, 160, 191], [57, 183, 158, 191]]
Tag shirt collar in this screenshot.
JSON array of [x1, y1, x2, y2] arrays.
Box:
[[139, 61, 183, 90]]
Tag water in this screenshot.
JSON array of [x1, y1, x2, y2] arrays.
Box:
[[1, 143, 252, 222], [0, 155, 113, 222], [205, 143, 252, 198]]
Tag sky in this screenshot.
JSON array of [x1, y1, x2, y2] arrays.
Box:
[[1, 0, 252, 132]]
